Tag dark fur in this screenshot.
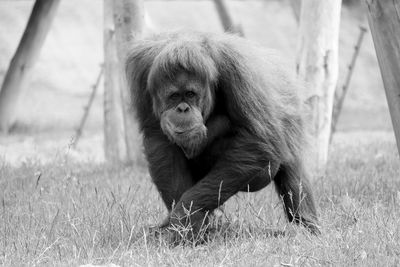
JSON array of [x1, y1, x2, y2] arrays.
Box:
[[126, 31, 319, 237]]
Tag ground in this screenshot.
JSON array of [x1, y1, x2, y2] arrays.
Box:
[[1, 131, 399, 266], [0, 0, 400, 266]]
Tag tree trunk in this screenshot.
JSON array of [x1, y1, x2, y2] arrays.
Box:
[[103, 0, 128, 163], [296, 0, 342, 177], [113, 0, 144, 162], [73, 64, 104, 149], [0, 0, 60, 133], [289, 0, 301, 23], [213, 0, 244, 36], [331, 26, 367, 140], [364, 0, 400, 158]]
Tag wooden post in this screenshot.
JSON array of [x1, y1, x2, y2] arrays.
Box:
[[113, 0, 144, 162], [72, 64, 104, 149], [289, 0, 301, 23], [296, 0, 342, 177], [103, 0, 128, 163], [213, 0, 244, 37], [0, 0, 60, 133], [331, 26, 367, 139], [365, 0, 400, 157]]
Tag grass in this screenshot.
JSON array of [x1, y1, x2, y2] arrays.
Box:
[[0, 131, 399, 266]]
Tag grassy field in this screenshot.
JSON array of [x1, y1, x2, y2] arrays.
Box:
[[0, 131, 399, 266]]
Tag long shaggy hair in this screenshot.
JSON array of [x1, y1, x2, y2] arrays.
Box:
[[125, 31, 319, 235]]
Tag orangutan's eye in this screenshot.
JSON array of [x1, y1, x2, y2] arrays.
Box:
[[169, 92, 180, 100], [185, 91, 196, 98]]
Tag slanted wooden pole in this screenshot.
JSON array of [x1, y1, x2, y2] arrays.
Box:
[[113, 0, 144, 162], [365, 0, 400, 157], [72, 64, 104, 149], [103, 0, 128, 163], [296, 0, 342, 177], [331, 26, 367, 139], [0, 0, 60, 133], [213, 0, 244, 37], [289, 0, 301, 23]]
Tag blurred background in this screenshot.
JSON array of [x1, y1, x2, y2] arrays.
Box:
[[0, 0, 392, 164]]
